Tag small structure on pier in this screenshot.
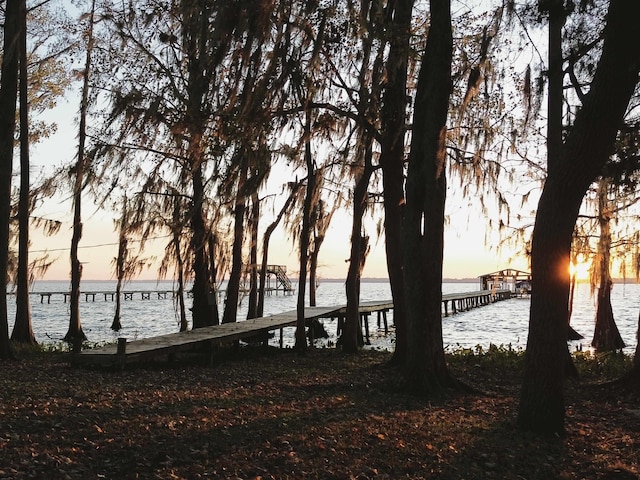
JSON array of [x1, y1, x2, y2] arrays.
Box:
[[259, 265, 294, 294], [480, 268, 531, 294]]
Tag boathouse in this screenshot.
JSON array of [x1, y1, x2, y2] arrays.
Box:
[[479, 268, 531, 294]]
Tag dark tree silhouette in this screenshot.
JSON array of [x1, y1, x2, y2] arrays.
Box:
[[518, 0, 640, 435], [65, 0, 96, 346], [0, 0, 21, 359], [379, 0, 414, 366], [402, 0, 457, 394], [12, 0, 36, 345]]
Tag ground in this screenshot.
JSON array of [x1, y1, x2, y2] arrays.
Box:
[[0, 346, 638, 479]]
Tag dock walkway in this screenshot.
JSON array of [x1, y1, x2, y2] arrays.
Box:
[[72, 289, 511, 368], [72, 306, 340, 367]]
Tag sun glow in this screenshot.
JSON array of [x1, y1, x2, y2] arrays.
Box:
[[570, 260, 591, 281]]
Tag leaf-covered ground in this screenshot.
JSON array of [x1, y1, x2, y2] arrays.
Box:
[[1, 346, 639, 479]]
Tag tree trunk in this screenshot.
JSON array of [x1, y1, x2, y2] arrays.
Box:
[[207, 234, 220, 326], [379, 0, 414, 366], [189, 163, 213, 328], [567, 273, 584, 340], [295, 116, 315, 353], [309, 199, 333, 308], [308, 246, 319, 307], [518, 0, 640, 435], [402, 0, 453, 394], [0, 0, 21, 358], [222, 160, 248, 324], [12, 0, 36, 345], [173, 196, 189, 331], [631, 309, 640, 380], [176, 246, 188, 332], [592, 279, 625, 351], [246, 193, 259, 320], [183, 0, 214, 329], [111, 236, 126, 331], [65, 0, 96, 345], [343, 140, 374, 353], [591, 180, 624, 351]]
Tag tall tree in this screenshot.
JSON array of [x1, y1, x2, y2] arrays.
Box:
[[0, 0, 21, 359], [181, 0, 215, 329], [295, 111, 316, 353], [402, 0, 456, 393], [12, 0, 35, 345], [379, 0, 415, 365], [64, 0, 97, 345], [518, 0, 640, 435]]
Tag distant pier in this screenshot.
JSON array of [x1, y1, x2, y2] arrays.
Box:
[[23, 265, 296, 304], [29, 290, 173, 303]]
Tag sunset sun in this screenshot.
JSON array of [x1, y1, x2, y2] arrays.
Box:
[[570, 260, 591, 281]]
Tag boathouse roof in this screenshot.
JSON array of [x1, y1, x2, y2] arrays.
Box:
[[479, 269, 531, 291], [479, 268, 531, 281]]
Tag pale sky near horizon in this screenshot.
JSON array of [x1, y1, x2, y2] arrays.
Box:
[[27, 165, 532, 283], [29, 206, 530, 282]]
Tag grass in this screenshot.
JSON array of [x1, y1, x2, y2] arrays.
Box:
[[0, 345, 638, 479]]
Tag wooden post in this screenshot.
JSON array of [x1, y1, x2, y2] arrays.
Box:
[[117, 337, 127, 355], [377, 310, 389, 334], [362, 313, 370, 345], [72, 337, 82, 354], [117, 337, 127, 369]]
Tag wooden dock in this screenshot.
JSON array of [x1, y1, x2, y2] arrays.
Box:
[[441, 289, 512, 316], [71, 289, 511, 368], [71, 306, 339, 368]]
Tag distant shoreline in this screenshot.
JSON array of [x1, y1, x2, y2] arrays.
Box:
[[30, 277, 637, 284], [31, 277, 482, 284]]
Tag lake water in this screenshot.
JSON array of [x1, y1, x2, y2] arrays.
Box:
[[5, 280, 640, 354]]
